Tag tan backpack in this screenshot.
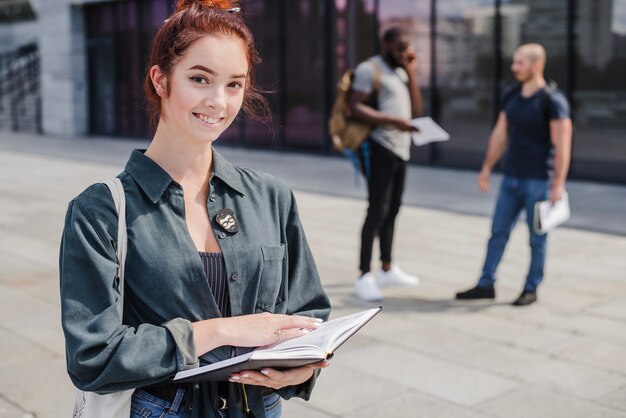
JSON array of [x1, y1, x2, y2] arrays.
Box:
[[328, 61, 381, 151]]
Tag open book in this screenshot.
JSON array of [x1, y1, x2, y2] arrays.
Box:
[[173, 307, 382, 383], [411, 116, 450, 146]]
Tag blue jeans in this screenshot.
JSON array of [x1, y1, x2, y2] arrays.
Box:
[[478, 176, 550, 292], [131, 388, 189, 417], [130, 388, 282, 418], [216, 391, 282, 418]]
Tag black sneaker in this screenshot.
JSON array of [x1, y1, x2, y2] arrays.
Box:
[[455, 285, 495, 300], [512, 291, 537, 306]]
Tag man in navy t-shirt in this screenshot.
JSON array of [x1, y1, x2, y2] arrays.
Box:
[[456, 43, 573, 306]]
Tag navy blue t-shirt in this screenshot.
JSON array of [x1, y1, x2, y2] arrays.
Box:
[[501, 84, 570, 179]]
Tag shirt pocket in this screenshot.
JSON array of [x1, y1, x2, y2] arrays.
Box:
[[255, 244, 286, 313]]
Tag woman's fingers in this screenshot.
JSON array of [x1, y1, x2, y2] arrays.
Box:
[[212, 313, 324, 348], [274, 328, 309, 343], [302, 360, 330, 369], [229, 370, 269, 384], [276, 314, 323, 331], [229, 361, 330, 388]]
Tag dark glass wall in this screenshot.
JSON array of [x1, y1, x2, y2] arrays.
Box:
[[86, 0, 171, 137], [570, 0, 626, 182], [283, 0, 328, 148], [84, 0, 626, 183], [433, 0, 495, 168], [235, 0, 281, 147]]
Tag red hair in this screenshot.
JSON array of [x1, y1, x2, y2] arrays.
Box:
[[144, 0, 270, 129]]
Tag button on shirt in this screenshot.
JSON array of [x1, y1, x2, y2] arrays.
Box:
[[59, 149, 331, 417]]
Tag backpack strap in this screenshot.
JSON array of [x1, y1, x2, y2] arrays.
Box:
[[361, 59, 382, 111], [371, 60, 381, 95], [102, 178, 127, 318], [540, 80, 558, 124]]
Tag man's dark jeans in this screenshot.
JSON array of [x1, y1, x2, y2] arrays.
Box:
[[359, 140, 406, 274]]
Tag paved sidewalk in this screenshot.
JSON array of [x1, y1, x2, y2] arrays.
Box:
[[1, 132, 625, 236], [0, 133, 625, 417]]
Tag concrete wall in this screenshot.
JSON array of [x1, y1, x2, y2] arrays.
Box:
[[38, 0, 82, 136], [0, 21, 38, 53], [35, 0, 117, 137]]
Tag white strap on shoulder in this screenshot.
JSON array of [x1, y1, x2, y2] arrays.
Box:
[[102, 178, 127, 317]]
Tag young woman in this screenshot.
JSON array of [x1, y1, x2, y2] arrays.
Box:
[[59, 1, 331, 417]]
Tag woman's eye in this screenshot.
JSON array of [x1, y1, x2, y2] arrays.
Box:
[[190, 76, 208, 84], [228, 81, 243, 89]]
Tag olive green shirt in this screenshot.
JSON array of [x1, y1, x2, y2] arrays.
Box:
[[60, 149, 331, 417]]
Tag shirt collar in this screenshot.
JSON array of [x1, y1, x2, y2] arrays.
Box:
[[125, 149, 175, 203], [211, 149, 246, 196], [125, 149, 246, 203]]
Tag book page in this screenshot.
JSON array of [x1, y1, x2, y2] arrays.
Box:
[[255, 307, 382, 357]]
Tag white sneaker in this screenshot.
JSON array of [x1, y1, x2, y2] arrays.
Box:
[[354, 272, 383, 302], [376, 265, 419, 288]]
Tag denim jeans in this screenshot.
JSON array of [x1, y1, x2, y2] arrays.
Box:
[[478, 176, 550, 292], [130, 388, 282, 418], [216, 391, 282, 418], [131, 388, 190, 417]]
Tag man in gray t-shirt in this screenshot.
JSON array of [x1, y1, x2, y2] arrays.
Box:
[[349, 27, 424, 302]]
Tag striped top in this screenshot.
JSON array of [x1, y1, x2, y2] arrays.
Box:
[[198, 252, 230, 317]]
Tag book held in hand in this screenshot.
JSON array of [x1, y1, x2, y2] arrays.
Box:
[[533, 192, 570, 235], [173, 307, 382, 383]]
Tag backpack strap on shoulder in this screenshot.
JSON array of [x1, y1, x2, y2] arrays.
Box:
[[371, 60, 381, 94], [540, 80, 558, 125], [102, 178, 127, 317]]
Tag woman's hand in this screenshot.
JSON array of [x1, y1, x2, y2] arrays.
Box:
[[192, 313, 322, 356], [228, 361, 330, 390]]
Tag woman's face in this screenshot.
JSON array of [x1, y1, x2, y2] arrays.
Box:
[[157, 34, 249, 144]]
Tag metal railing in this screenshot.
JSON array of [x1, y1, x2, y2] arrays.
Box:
[[0, 42, 41, 133]]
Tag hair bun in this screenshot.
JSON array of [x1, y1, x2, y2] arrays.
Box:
[[176, 0, 239, 13]]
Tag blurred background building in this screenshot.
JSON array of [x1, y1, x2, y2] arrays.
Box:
[[1, 0, 625, 182]]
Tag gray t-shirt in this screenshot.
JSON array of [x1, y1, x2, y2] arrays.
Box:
[[351, 55, 412, 161]]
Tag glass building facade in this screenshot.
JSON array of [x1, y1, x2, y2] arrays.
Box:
[[84, 0, 626, 183]]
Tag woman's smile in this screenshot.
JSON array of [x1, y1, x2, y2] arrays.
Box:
[[192, 112, 224, 126]]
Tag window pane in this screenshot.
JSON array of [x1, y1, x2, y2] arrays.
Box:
[[237, 0, 280, 147], [572, 0, 626, 182], [283, 0, 327, 148], [86, 6, 117, 136], [435, 0, 495, 168], [86, 0, 172, 138], [503, 0, 568, 86]]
